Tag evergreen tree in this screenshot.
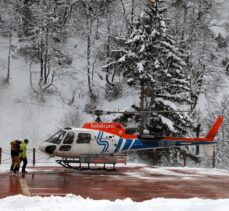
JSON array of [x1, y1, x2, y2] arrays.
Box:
[[105, 1, 192, 137]]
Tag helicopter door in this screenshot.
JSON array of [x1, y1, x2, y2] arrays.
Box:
[[107, 135, 115, 145], [76, 132, 92, 154], [59, 132, 74, 155]]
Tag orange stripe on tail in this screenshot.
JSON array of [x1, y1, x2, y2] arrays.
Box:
[[205, 116, 223, 141]]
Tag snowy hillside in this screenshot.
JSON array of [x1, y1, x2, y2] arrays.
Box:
[[0, 35, 140, 149], [0, 0, 228, 167], [211, 0, 229, 37]]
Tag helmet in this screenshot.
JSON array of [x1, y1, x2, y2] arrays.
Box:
[[24, 139, 29, 143]]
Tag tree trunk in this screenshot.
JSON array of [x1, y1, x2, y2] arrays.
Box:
[[119, 0, 130, 36], [86, 12, 93, 96], [40, 57, 44, 84], [140, 81, 145, 134], [6, 32, 12, 82], [105, 5, 114, 87], [44, 27, 49, 84], [130, 0, 135, 34]]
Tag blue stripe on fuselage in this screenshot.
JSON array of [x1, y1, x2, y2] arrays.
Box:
[[96, 131, 102, 142], [130, 139, 159, 150], [130, 139, 216, 150], [114, 138, 123, 153], [96, 132, 109, 153], [122, 139, 133, 151]]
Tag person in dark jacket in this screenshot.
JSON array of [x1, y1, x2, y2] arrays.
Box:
[[10, 140, 21, 175], [19, 139, 29, 173]]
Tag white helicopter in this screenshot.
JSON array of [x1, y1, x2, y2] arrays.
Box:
[[39, 110, 223, 169]]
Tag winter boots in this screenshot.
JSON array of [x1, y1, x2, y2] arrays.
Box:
[[10, 166, 19, 176]]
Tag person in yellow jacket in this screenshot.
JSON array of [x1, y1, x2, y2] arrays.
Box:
[[19, 139, 29, 173], [10, 140, 21, 175]]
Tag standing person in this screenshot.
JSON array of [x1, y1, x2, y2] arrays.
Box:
[[10, 140, 21, 175], [19, 139, 29, 173]]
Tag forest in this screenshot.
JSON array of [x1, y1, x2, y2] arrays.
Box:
[[0, 0, 229, 168]]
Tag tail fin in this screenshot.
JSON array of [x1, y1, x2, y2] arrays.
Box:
[[205, 116, 223, 141]]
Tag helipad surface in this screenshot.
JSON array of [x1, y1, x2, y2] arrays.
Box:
[[1, 166, 229, 201]]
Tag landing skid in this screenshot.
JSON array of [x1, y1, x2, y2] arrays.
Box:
[[56, 159, 117, 171]]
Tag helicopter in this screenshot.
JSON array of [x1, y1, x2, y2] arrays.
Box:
[[39, 110, 223, 169]]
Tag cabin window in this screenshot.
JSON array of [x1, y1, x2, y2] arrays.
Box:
[[77, 133, 91, 144], [59, 145, 72, 151], [63, 133, 74, 144], [45, 130, 66, 145]]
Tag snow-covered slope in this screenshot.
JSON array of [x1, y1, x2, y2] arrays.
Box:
[[0, 0, 228, 152], [211, 0, 229, 37], [0, 32, 138, 150], [0, 36, 67, 148]]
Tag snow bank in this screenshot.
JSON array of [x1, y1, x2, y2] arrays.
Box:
[[0, 195, 229, 211], [144, 167, 229, 177]]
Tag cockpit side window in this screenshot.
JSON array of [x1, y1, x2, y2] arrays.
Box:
[[59, 145, 71, 151], [63, 132, 74, 144], [77, 133, 91, 144], [45, 130, 66, 145]]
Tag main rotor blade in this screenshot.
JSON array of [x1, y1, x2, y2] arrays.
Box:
[[93, 110, 192, 115]]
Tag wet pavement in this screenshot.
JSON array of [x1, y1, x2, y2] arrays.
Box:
[[1, 166, 229, 201], [0, 175, 22, 198]]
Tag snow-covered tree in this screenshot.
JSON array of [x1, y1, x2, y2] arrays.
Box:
[[168, 0, 223, 110], [17, 0, 73, 98], [0, 0, 22, 82], [105, 1, 192, 137]]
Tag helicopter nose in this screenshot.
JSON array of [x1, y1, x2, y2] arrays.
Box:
[[44, 145, 56, 154], [39, 144, 56, 155], [39, 144, 46, 153]]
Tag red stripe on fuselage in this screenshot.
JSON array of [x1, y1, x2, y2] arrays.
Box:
[[163, 116, 223, 142]]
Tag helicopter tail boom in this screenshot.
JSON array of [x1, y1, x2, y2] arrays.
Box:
[[164, 116, 223, 142]]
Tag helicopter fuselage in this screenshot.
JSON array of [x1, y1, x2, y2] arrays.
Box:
[[39, 117, 223, 159]]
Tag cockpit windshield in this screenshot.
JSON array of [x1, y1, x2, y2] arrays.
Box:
[[45, 130, 66, 145]]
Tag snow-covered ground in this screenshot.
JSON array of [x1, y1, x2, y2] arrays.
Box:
[[1, 195, 229, 211]]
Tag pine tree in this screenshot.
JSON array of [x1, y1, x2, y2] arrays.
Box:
[[105, 1, 192, 137]]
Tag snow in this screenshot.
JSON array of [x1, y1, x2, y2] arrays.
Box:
[[1, 195, 229, 211], [0, 32, 139, 151], [210, 0, 229, 37], [151, 29, 158, 38], [159, 115, 175, 132], [137, 62, 144, 73], [140, 44, 145, 52], [160, 21, 166, 28], [144, 167, 229, 177], [118, 55, 126, 62], [156, 98, 177, 110], [154, 59, 160, 68]]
